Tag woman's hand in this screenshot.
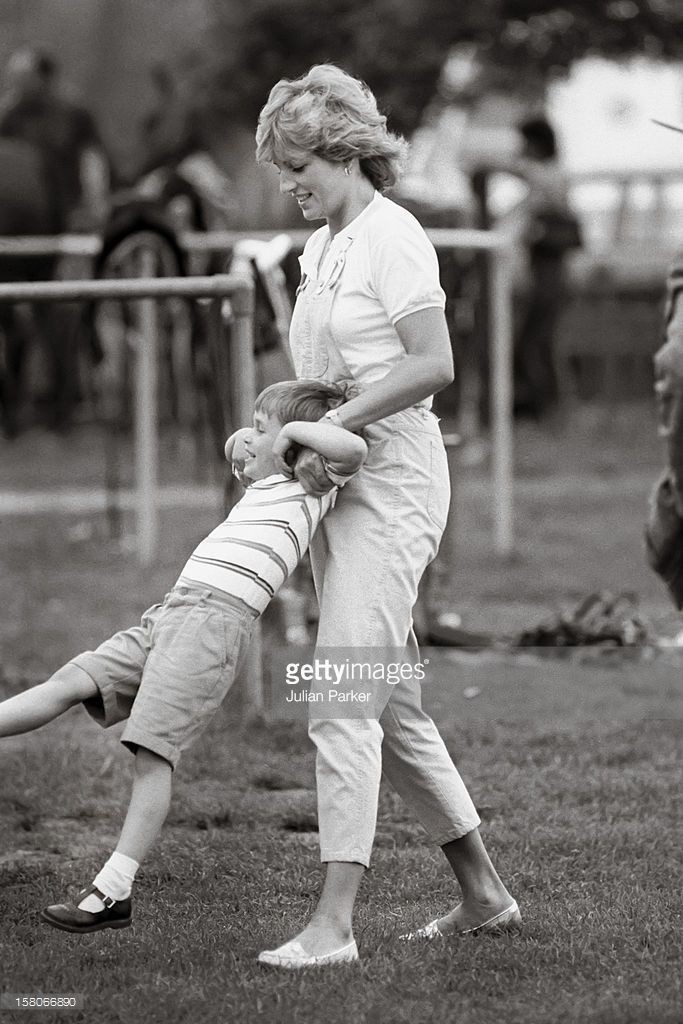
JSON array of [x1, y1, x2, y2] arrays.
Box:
[[327, 307, 453, 433]]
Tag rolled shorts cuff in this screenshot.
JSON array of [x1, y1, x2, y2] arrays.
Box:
[[319, 848, 372, 869], [119, 724, 179, 770], [70, 655, 130, 728]]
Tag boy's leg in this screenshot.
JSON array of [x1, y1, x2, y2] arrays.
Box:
[[77, 596, 252, 917], [78, 747, 172, 912], [115, 746, 173, 865], [42, 593, 249, 932], [0, 664, 97, 737], [43, 746, 173, 930]]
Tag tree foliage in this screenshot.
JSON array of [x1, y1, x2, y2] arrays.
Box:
[[201, 0, 683, 135]]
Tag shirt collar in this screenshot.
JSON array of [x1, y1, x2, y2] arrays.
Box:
[[335, 190, 382, 241], [250, 472, 295, 487], [298, 192, 382, 280]]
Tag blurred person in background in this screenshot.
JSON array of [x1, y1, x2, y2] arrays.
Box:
[[0, 47, 110, 432], [131, 62, 236, 234], [0, 47, 109, 232], [135, 62, 205, 183], [0, 133, 53, 437], [472, 114, 580, 422], [507, 116, 581, 421]]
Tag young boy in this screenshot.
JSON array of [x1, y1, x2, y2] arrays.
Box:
[[0, 379, 366, 934]]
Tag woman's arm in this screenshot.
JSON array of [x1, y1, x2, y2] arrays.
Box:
[[328, 306, 454, 433]]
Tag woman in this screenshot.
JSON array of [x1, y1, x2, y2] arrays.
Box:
[[254, 64, 519, 968], [509, 116, 579, 419]]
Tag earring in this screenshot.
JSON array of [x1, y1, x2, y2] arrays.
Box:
[[344, 165, 351, 176]]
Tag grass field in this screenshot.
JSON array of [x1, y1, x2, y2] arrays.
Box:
[[1, 403, 682, 1024]]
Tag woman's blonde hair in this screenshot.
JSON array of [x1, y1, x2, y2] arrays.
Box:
[[255, 64, 408, 192]]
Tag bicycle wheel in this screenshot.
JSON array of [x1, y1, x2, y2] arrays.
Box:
[[93, 223, 194, 429]]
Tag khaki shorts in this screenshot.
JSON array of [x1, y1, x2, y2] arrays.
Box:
[[72, 585, 256, 768]]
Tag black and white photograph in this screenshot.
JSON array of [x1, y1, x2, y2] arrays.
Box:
[[0, 1, 681, 1022]]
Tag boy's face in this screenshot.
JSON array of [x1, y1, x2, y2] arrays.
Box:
[[243, 408, 285, 481]]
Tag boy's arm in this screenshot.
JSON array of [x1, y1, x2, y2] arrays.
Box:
[[272, 420, 367, 475], [224, 427, 254, 485]]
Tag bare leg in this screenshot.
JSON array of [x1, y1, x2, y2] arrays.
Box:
[[279, 862, 364, 955], [435, 827, 514, 932], [114, 747, 173, 864], [292, 832, 513, 950], [0, 664, 96, 737], [76, 748, 172, 913], [51, 747, 172, 917]]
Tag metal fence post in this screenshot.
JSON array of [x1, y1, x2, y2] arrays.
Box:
[[135, 248, 159, 566], [489, 246, 514, 556], [0, 272, 251, 567], [229, 260, 257, 430], [229, 271, 264, 715], [0, 231, 516, 562]]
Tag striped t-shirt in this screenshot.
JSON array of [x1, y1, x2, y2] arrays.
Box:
[[176, 474, 340, 615]]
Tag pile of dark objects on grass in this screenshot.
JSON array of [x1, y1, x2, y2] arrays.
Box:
[[514, 591, 652, 648]]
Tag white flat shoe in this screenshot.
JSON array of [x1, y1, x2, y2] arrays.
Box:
[[257, 938, 359, 969], [400, 900, 522, 941]]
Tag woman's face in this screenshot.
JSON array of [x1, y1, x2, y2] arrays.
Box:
[[276, 149, 348, 223]]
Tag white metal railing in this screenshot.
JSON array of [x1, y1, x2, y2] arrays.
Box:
[[0, 227, 514, 555], [0, 267, 264, 714], [0, 272, 255, 564]]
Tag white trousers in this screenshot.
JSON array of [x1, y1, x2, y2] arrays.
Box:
[[309, 407, 481, 866]]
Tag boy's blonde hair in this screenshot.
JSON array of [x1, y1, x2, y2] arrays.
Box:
[[255, 378, 361, 485], [255, 64, 408, 193], [255, 378, 359, 425]]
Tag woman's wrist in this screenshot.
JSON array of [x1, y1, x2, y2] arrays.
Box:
[[323, 408, 346, 429]]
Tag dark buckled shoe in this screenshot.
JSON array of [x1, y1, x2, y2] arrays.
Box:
[[41, 884, 132, 934]]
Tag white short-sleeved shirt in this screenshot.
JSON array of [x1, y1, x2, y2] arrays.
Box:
[[289, 192, 446, 393]]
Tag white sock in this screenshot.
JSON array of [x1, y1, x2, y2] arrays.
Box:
[[78, 852, 139, 912]]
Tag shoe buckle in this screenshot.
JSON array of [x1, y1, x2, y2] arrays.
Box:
[[90, 884, 116, 909]]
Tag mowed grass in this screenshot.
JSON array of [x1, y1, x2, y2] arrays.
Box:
[[1, 402, 682, 1024]]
